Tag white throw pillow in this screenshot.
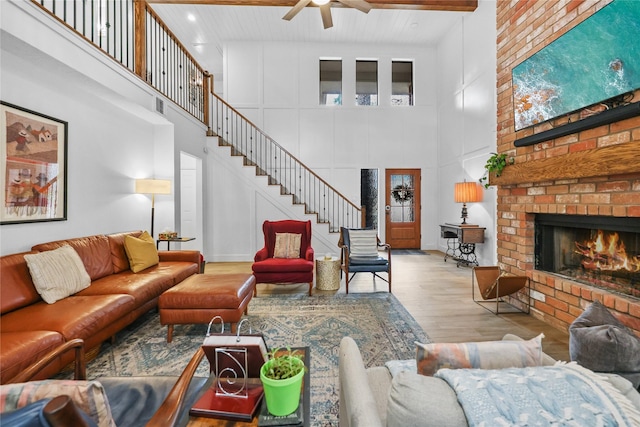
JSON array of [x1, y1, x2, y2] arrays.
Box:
[[24, 245, 91, 304], [348, 229, 379, 257]]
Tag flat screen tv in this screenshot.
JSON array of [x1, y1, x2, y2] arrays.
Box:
[[512, 0, 640, 131]]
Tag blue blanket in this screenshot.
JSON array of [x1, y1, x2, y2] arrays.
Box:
[[435, 362, 640, 427]]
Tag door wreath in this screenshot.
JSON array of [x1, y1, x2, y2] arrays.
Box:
[[392, 183, 413, 204]]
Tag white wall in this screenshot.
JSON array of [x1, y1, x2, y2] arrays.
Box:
[[0, 1, 208, 256], [1, 0, 497, 264], [214, 41, 440, 258], [436, 0, 497, 265]]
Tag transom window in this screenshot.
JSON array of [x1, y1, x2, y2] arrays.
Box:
[[356, 60, 378, 106], [319, 59, 342, 105], [391, 61, 413, 106]]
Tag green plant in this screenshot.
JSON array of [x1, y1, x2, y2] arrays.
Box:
[[479, 152, 514, 189], [262, 348, 305, 380]]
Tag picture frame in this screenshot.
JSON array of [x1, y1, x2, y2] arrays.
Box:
[[1, 101, 68, 224]]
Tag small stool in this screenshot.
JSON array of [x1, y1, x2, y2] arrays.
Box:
[[158, 273, 256, 343]]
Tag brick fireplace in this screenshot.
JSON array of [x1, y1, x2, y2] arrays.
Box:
[[496, 0, 640, 334]]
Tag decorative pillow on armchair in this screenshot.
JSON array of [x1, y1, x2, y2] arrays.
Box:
[[569, 300, 640, 388], [415, 334, 544, 376], [347, 229, 379, 257], [273, 233, 301, 259]]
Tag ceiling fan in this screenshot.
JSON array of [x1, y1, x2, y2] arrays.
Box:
[[283, 0, 372, 30]]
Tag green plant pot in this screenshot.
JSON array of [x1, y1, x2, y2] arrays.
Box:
[[260, 358, 304, 416]]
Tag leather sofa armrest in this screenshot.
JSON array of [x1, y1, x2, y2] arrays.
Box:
[[158, 250, 201, 264], [145, 347, 205, 427], [8, 339, 86, 384], [339, 336, 384, 427]]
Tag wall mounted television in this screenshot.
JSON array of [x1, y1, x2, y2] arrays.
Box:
[[512, 0, 640, 132]]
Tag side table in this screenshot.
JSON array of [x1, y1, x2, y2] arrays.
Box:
[[316, 257, 341, 291], [186, 347, 310, 426], [156, 237, 195, 250], [439, 224, 485, 267]]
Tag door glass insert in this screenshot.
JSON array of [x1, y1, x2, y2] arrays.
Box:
[[389, 174, 414, 222]]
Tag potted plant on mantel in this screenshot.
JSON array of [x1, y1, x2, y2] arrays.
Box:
[[260, 348, 306, 416], [479, 152, 515, 189]]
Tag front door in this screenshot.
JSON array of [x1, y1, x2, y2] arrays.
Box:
[[385, 169, 421, 249]]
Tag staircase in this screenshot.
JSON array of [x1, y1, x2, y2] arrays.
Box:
[[209, 93, 363, 234]]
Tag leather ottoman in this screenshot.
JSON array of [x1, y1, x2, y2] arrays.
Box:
[[158, 273, 256, 343]]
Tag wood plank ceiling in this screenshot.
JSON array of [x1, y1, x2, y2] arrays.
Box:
[[147, 0, 478, 12], [149, 0, 477, 76]]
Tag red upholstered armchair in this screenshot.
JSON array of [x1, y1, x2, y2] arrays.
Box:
[[252, 220, 314, 296]]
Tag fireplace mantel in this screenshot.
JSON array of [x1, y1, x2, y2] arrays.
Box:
[[490, 143, 640, 186]]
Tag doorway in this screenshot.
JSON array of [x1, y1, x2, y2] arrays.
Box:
[[179, 152, 203, 254], [385, 169, 421, 249]]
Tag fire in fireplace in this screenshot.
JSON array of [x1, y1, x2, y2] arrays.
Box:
[[535, 215, 640, 298]]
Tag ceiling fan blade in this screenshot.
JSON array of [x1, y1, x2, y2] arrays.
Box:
[[338, 0, 372, 14], [283, 0, 312, 21], [320, 3, 333, 29]]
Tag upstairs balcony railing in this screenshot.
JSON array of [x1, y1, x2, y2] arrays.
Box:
[[32, 0, 362, 232], [210, 95, 363, 232], [33, 0, 208, 123]]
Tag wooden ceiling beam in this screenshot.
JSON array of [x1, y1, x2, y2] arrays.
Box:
[[145, 0, 478, 12]]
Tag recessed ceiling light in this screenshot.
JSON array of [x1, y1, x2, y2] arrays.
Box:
[[187, 13, 196, 22]]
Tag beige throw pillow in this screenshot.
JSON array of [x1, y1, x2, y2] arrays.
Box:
[[24, 245, 91, 304], [124, 231, 159, 273], [273, 233, 302, 258]]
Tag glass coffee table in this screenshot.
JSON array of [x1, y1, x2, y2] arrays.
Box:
[[187, 347, 310, 426]]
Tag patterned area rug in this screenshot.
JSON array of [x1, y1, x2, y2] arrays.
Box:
[[73, 293, 429, 427]]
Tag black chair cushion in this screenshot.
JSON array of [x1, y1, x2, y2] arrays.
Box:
[[349, 256, 388, 266]]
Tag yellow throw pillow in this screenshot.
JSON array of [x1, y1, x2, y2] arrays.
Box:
[[124, 231, 159, 273], [273, 233, 302, 259]]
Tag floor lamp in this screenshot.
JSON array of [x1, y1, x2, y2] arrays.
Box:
[[135, 179, 171, 238], [454, 181, 482, 225]]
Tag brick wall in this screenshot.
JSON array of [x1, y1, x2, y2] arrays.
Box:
[[496, 0, 640, 334]]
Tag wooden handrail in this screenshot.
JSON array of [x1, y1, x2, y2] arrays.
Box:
[[210, 92, 362, 218], [143, 2, 206, 77], [32, 0, 208, 124], [31, 0, 360, 230]]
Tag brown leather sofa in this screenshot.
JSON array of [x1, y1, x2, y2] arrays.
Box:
[[0, 231, 201, 384]]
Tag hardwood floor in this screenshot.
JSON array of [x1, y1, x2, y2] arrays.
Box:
[[205, 250, 570, 361]]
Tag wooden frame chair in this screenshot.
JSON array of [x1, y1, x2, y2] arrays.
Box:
[[472, 266, 530, 315], [3, 339, 206, 427], [338, 227, 391, 294]]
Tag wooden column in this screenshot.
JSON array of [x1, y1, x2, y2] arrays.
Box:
[[133, 0, 146, 81], [203, 72, 213, 135]]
